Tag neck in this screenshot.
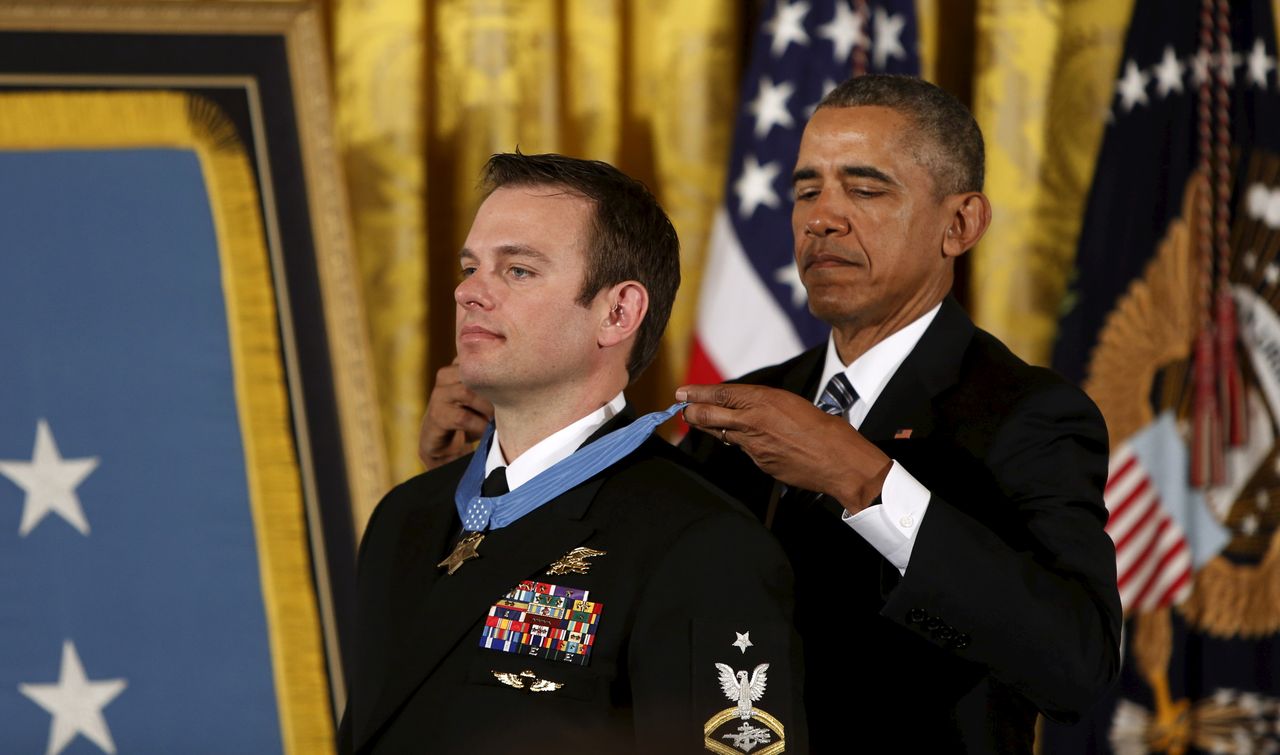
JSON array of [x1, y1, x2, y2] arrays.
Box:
[[831, 293, 945, 365], [490, 374, 625, 463]]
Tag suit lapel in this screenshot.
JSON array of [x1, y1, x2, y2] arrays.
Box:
[[858, 297, 973, 444], [357, 410, 640, 750], [776, 345, 826, 399]]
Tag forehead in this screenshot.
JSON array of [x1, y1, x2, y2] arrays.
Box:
[[795, 105, 915, 173], [466, 185, 594, 257]]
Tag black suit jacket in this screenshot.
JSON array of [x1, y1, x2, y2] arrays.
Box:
[[340, 417, 807, 754], [683, 298, 1122, 753]]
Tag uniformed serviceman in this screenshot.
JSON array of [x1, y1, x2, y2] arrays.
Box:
[[341, 152, 806, 754]]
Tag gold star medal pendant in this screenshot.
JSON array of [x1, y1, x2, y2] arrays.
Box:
[[438, 531, 484, 575]]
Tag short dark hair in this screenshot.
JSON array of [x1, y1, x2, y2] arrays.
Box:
[[818, 74, 984, 196], [480, 151, 680, 381]]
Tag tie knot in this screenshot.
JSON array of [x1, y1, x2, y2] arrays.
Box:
[[481, 467, 509, 497], [816, 373, 857, 416]]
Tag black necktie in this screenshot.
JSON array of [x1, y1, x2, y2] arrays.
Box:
[[481, 466, 509, 498], [816, 373, 858, 416]]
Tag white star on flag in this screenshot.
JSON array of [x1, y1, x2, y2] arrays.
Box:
[[732, 631, 754, 654], [734, 155, 783, 218], [775, 262, 808, 308], [1191, 47, 1213, 86], [19, 640, 127, 755], [765, 0, 811, 57], [1116, 59, 1150, 112], [1248, 38, 1275, 88], [805, 78, 839, 118], [872, 8, 907, 70], [0, 419, 99, 536], [817, 0, 865, 64], [749, 77, 797, 138], [1153, 46, 1185, 97]]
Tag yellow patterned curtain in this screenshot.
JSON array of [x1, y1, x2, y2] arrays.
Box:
[[969, 0, 1135, 365], [333, 0, 741, 525]]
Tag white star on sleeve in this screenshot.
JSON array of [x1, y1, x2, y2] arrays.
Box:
[[765, 0, 811, 58], [749, 77, 797, 138], [734, 155, 782, 219], [872, 8, 907, 69], [1248, 39, 1275, 88], [774, 263, 807, 308], [19, 641, 127, 755], [1153, 46, 1185, 97], [1116, 59, 1150, 112], [732, 631, 754, 654], [0, 419, 99, 536], [817, 0, 864, 64]]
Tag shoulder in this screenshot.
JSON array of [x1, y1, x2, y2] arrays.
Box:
[[937, 327, 1108, 464], [594, 437, 774, 539], [956, 326, 1103, 422], [358, 457, 466, 551], [732, 344, 824, 389]]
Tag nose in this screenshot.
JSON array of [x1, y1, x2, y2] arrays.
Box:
[[802, 194, 850, 237], [454, 272, 493, 310]]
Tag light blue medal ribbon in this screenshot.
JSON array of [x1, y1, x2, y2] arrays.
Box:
[[454, 402, 686, 531]]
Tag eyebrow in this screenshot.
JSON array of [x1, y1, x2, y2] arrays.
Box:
[[458, 244, 553, 264], [792, 164, 898, 187]]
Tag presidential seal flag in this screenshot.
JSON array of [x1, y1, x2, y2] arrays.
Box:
[[1044, 0, 1280, 752], [686, 0, 919, 385]]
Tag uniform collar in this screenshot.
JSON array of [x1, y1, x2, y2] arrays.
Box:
[[486, 390, 627, 491]]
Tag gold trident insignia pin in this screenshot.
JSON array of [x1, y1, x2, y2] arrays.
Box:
[[547, 546, 606, 576]]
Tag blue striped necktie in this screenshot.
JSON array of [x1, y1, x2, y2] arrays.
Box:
[[455, 403, 685, 532], [817, 373, 858, 416]]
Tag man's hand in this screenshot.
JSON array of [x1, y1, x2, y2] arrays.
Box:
[[419, 362, 494, 470], [676, 383, 892, 515]]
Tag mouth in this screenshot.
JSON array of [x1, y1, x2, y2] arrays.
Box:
[[800, 250, 863, 274], [458, 324, 504, 344]]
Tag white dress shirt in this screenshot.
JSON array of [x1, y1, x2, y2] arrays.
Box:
[[485, 391, 627, 490], [815, 304, 940, 575]]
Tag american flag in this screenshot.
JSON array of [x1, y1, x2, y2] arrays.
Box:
[[1104, 442, 1193, 613], [687, 0, 919, 384]]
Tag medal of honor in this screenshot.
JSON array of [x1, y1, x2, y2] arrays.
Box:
[[438, 531, 485, 575]]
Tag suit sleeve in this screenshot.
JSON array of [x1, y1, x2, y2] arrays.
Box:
[[626, 511, 808, 754], [882, 382, 1122, 722]]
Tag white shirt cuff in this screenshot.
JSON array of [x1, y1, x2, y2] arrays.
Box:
[[840, 461, 930, 574]]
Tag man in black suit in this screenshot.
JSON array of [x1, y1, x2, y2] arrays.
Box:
[[417, 81, 1122, 752], [342, 153, 804, 754], [677, 75, 1121, 752]]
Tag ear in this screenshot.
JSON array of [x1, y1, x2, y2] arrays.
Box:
[[597, 281, 649, 349], [941, 192, 992, 259]]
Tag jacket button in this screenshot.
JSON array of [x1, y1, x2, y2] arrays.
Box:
[[907, 608, 928, 624], [952, 634, 971, 649], [937, 627, 956, 641], [925, 617, 942, 631]]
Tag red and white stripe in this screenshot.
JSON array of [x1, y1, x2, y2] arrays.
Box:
[[687, 209, 803, 384], [1104, 443, 1194, 614]]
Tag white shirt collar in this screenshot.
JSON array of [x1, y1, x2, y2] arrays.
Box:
[[485, 391, 627, 491], [815, 303, 942, 429]]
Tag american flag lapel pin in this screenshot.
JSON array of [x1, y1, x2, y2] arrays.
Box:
[[894, 428, 913, 440]]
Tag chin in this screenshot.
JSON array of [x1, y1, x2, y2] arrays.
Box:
[[807, 296, 863, 325]]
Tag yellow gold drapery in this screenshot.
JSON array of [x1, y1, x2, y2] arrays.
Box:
[[969, 0, 1135, 365]]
